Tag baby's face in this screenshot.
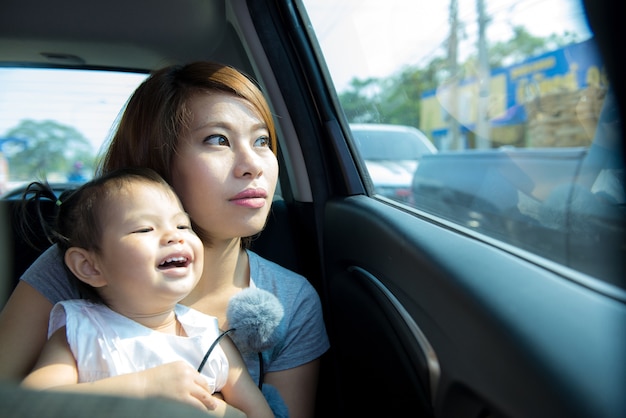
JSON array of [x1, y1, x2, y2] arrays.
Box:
[[94, 181, 204, 315]]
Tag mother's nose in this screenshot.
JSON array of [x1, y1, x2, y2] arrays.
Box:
[[233, 146, 264, 178]]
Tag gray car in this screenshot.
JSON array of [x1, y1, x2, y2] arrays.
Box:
[[350, 123, 437, 202]]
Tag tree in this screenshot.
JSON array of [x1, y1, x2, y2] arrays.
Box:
[[2, 119, 94, 181], [383, 58, 450, 127], [338, 77, 384, 124], [338, 57, 447, 128]]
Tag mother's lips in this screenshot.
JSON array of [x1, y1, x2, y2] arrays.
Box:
[[229, 188, 268, 209], [230, 188, 268, 200]]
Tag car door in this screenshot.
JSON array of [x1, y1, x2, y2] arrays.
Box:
[[242, 1, 626, 417]]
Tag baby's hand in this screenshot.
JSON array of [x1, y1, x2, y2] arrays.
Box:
[[140, 361, 219, 411]]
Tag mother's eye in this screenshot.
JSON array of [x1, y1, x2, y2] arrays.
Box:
[[204, 134, 229, 146], [254, 136, 270, 148]]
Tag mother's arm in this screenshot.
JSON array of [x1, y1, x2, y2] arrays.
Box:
[[264, 358, 321, 418], [0, 281, 53, 380]]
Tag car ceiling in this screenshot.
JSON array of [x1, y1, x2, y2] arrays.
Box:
[[0, 0, 245, 71]]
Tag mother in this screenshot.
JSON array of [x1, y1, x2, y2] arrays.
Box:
[[0, 62, 329, 418]]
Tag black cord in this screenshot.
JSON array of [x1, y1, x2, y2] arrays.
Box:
[[197, 328, 235, 373], [257, 352, 264, 389], [198, 328, 265, 391]]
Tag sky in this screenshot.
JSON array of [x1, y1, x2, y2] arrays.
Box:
[[302, 0, 592, 92], [0, 0, 592, 151]]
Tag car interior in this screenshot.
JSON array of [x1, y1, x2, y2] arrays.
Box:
[[1, 0, 625, 417]]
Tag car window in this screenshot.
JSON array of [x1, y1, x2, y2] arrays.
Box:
[[0, 67, 148, 197], [302, 0, 624, 288]]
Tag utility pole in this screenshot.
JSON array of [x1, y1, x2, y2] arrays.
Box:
[[447, 0, 461, 150], [475, 0, 491, 148]]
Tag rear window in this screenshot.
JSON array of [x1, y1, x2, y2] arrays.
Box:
[[0, 67, 148, 197]]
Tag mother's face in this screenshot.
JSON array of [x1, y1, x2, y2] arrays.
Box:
[[171, 92, 278, 243]]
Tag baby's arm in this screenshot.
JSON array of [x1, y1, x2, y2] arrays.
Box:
[[219, 336, 274, 418], [22, 328, 246, 416]]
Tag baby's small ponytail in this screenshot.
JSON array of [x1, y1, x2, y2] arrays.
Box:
[[16, 180, 64, 252]]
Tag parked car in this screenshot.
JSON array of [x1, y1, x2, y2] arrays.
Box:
[[350, 123, 436, 202], [411, 145, 625, 286], [0, 0, 624, 417]]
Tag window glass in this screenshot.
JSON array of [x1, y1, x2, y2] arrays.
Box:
[[0, 67, 148, 197], [302, 0, 625, 287]]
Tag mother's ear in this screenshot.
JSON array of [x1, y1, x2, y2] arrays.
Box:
[[64, 247, 107, 288]]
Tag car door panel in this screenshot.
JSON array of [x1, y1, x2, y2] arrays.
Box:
[[322, 195, 626, 418]]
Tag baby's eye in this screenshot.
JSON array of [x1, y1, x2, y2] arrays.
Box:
[[204, 134, 229, 146], [177, 224, 192, 230], [133, 227, 153, 234], [254, 136, 270, 148]]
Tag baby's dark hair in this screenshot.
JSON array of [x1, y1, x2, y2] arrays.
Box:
[[19, 167, 174, 300]]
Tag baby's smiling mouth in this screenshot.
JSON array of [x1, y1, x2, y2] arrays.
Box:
[[158, 256, 190, 270]]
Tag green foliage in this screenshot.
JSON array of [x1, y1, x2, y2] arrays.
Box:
[[2, 119, 93, 181], [338, 62, 444, 128], [339, 78, 383, 123]]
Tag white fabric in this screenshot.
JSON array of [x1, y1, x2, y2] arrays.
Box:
[[49, 300, 229, 393]]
